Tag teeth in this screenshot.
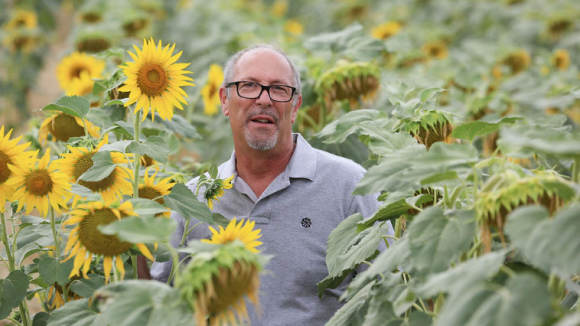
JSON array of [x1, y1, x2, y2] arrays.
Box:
[[256, 119, 269, 123]]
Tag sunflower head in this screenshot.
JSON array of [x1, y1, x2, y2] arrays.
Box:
[[372, 21, 402, 40], [201, 174, 234, 210], [202, 218, 263, 253], [176, 240, 263, 326], [500, 49, 531, 75], [138, 168, 174, 217], [552, 49, 571, 71], [201, 64, 224, 116], [56, 52, 106, 94], [4, 9, 38, 30], [6, 149, 71, 216], [397, 110, 455, 150], [47, 276, 82, 309], [119, 38, 195, 121], [476, 169, 573, 252], [74, 27, 117, 53], [38, 112, 100, 144], [271, 0, 288, 17], [62, 200, 153, 282], [422, 40, 449, 60], [2, 29, 39, 53], [0, 126, 31, 212], [547, 17, 573, 39], [315, 61, 380, 105], [284, 19, 304, 36]]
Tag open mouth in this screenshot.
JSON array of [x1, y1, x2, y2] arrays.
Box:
[[249, 115, 276, 125]]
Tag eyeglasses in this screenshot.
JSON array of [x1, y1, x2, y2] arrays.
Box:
[[225, 81, 296, 102]]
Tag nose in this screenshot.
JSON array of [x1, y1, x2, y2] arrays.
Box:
[[255, 87, 273, 107]]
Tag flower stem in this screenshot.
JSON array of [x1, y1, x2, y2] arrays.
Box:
[[49, 207, 61, 258], [0, 211, 15, 271], [131, 255, 138, 279], [166, 245, 180, 285], [573, 158, 580, 183], [132, 108, 142, 198]]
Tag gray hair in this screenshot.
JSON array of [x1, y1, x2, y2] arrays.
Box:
[[222, 44, 302, 100]]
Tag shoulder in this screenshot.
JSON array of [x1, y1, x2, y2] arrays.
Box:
[[313, 147, 367, 182]]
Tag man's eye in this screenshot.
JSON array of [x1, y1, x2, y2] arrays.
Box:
[[242, 82, 257, 88]]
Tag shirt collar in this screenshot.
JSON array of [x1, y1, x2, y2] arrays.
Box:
[[220, 133, 317, 182]]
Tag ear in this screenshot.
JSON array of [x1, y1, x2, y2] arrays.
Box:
[[290, 94, 302, 124], [219, 86, 229, 116]]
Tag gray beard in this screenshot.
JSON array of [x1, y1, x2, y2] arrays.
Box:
[[245, 128, 278, 150]]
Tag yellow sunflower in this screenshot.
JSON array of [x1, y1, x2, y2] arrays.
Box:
[[39, 112, 100, 144], [202, 218, 263, 253], [284, 19, 304, 36], [3, 9, 37, 30], [56, 52, 105, 94], [552, 49, 570, 71], [422, 40, 449, 60], [203, 174, 234, 210], [201, 64, 224, 116], [54, 134, 133, 204], [62, 200, 153, 283], [138, 168, 174, 217], [0, 126, 31, 212], [371, 21, 402, 40], [47, 278, 81, 309], [271, 0, 288, 17], [119, 38, 195, 121], [6, 149, 71, 216]]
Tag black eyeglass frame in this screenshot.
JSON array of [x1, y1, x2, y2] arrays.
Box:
[[225, 81, 297, 103]]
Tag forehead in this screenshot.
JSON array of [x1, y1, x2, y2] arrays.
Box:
[[234, 48, 294, 85]]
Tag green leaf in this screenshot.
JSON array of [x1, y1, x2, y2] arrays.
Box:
[[78, 151, 115, 182], [161, 115, 201, 139], [407, 208, 475, 276], [42, 96, 90, 119], [69, 274, 105, 298], [554, 313, 580, 326], [129, 136, 170, 164], [32, 311, 50, 326], [113, 121, 137, 139], [212, 213, 231, 228], [356, 191, 417, 232], [452, 117, 521, 141], [435, 274, 552, 326], [163, 183, 215, 224], [326, 281, 374, 326], [415, 250, 507, 298], [95, 280, 193, 326], [70, 184, 95, 198], [420, 171, 458, 185], [128, 198, 169, 217], [98, 140, 132, 153], [358, 125, 418, 156], [420, 87, 445, 103], [362, 281, 401, 326], [498, 125, 580, 159], [47, 298, 99, 326], [99, 216, 176, 243], [316, 109, 381, 144], [38, 256, 75, 286], [0, 270, 29, 320]]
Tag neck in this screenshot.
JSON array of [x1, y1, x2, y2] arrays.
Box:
[[234, 134, 296, 197]]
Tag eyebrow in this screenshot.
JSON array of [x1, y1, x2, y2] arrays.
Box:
[[242, 76, 292, 85]]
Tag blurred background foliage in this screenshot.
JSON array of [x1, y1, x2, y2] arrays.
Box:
[[0, 0, 579, 167]]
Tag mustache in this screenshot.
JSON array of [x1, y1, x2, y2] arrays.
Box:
[[246, 111, 279, 124]]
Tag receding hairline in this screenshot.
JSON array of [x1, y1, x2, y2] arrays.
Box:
[[233, 48, 294, 84]]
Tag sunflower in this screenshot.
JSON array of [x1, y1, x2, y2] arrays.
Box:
[[315, 61, 381, 104], [203, 174, 234, 210], [140, 154, 156, 167], [500, 49, 531, 75], [371, 21, 402, 40], [271, 0, 288, 17], [119, 38, 194, 121], [3, 9, 38, 30], [6, 149, 71, 216], [422, 40, 449, 60], [0, 126, 31, 212], [396, 110, 455, 150], [201, 64, 224, 116], [47, 278, 81, 309], [552, 49, 570, 71], [177, 227, 263, 326], [284, 19, 304, 36], [138, 168, 174, 217], [62, 201, 153, 283], [202, 218, 263, 253], [38, 112, 100, 144], [2, 29, 39, 53], [54, 135, 133, 204], [56, 52, 106, 94]]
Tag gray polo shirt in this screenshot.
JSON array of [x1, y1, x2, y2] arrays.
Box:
[[151, 133, 393, 326]]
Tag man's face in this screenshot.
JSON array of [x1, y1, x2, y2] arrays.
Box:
[[219, 49, 301, 151]]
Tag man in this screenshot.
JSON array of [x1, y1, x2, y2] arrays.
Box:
[[145, 44, 392, 325]]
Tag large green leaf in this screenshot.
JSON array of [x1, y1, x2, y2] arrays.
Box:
[[0, 270, 29, 320], [326, 281, 374, 326], [452, 117, 521, 141], [99, 216, 176, 243], [161, 115, 201, 139], [69, 274, 105, 298], [505, 204, 580, 278], [47, 299, 99, 326], [42, 96, 90, 119], [95, 280, 193, 326], [98, 140, 132, 153], [32, 312, 50, 326], [78, 151, 115, 182], [362, 280, 402, 326], [415, 250, 507, 298], [435, 274, 552, 326], [304, 23, 364, 53], [38, 257, 75, 286], [128, 198, 170, 217], [358, 125, 418, 156], [163, 183, 215, 224], [407, 208, 475, 276], [315, 109, 381, 143], [498, 125, 580, 159], [129, 136, 170, 164], [554, 313, 580, 326]]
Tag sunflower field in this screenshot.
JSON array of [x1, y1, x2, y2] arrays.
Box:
[[1, 0, 580, 325]]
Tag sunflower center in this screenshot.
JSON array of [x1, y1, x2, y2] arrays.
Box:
[[205, 262, 258, 314], [25, 169, 53, 196], [78, 208, 132, 255], [209, 84, 217, 98], [77, 39, 110, 53], [48, 114, 86, 142], [138, 186, 164, 204], [74, 152, 118, 192], [137, 63, 168, 96], [81, 12, 102, 23], [70, 67, 88, 80], [0, 151, 13, 184]]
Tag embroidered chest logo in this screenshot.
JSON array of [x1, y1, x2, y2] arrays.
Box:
[[301, 218, 312, 228]]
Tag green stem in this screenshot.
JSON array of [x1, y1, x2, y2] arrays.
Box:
[[180, 221, 203, 246], [472, 166, 479, 205], [19, 301, 29, 326], [49, 207, 61, 258], [499, 265, 516, 278], [1, 211, 15, 270], [166, 245, 180, 285], [573, 158, 580, 183], [131, 255, 138, 279], [361, 261, 372, 267], [132, 108, 142, 198], [394, 217, 403, 239], [5, 316, 22, 325]]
